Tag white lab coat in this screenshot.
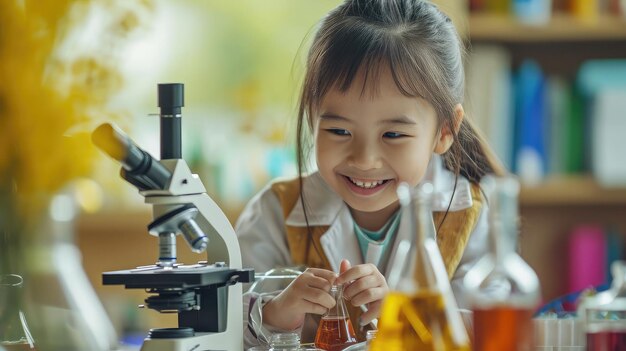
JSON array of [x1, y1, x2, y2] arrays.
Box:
[[235, 155, 488, 348]]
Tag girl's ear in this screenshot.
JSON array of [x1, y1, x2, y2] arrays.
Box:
[[434, 104, 464, 154]]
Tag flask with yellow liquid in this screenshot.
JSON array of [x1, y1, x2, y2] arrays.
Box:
[[369, 182, 470, 351]]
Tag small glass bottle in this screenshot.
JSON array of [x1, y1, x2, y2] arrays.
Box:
[[269, 332, 300, 351], [584, 261, 626, 351], [370, 182, 470, 351], [463, 175, 540, 351], [365, 329, 377, 347], [314, 285, 357, 351]]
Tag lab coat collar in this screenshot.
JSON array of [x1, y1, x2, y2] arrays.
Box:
[[284, 154, 473, 228]]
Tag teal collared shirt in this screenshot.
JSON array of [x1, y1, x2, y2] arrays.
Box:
[[353, 210, 402, 266]]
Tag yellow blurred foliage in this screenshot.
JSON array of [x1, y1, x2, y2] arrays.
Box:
[[0, 0, 152, 217]]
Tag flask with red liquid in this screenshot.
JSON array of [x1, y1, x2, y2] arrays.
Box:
[[369, 182, 470, 351], [314, 284, 357, 351], [584, 261, 626, 351], [463, 175, 541, 351]]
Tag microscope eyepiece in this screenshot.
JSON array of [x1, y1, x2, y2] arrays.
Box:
[[92, 123, 172, 191], [158, 83, 184, 160], [158, 83, 184, 113]]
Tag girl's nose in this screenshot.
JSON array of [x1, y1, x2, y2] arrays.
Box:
[[347, 141, 383, 170]]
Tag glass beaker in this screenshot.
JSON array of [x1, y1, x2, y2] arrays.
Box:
[[269, 332, 300, 351], [314, 285, 357, 351], [584, 261, 626, 351], [463, 175, 540, 351], [0, 274, 35, 350], [369, 183, 470, 351]]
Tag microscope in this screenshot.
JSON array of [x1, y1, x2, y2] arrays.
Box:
[[92, 83, 254, 351]]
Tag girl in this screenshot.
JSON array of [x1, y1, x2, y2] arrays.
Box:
[[236, 0, 504, 347]]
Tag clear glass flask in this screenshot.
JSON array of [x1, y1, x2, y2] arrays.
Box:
[[314, 284, 357, 351], [369, 182, 470, 351], [0, 274, 35, 351], [584, 261, 626, 351], [463, 175, 540, 351], [21, 185, 117, 351]]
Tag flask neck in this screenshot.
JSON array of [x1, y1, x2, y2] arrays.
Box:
[[489, 217, 518, 262], [324, 285, 349, 318], [487, 183, 520, 262], [413, 203, 438, 289], [399, 184, 438, 291]]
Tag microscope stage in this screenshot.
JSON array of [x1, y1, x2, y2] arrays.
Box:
[[103, 264, 253, 289]]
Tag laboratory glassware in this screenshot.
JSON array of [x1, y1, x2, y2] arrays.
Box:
[[369, 182, 470, 351], [0, 274, 35, 351], [314, 284, 358, 351], [464, 175, 541, 351], [584, 261, 626, 351]]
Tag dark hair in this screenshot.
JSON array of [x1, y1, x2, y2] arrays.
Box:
[[295, 0, 504, 260]]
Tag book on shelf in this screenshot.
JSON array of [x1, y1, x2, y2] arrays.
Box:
[[578, 60, 626, 186], [465, 44, 514, 169], [513, 60, 547, 185], [466, 53, 626, 187], [469, 0, 622, 17], [568, 224, 625, 294]]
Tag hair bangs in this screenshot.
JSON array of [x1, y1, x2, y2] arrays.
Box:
[[309, 25, 445, 115], [308, 20, 388, 107]]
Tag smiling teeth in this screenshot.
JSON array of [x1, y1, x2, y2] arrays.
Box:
[[350, 178, 385, 189]]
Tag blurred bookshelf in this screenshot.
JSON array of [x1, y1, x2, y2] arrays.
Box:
[[469, 13, 626, 42], [520, 176, 626, 206], [462, 1, 626, 302]]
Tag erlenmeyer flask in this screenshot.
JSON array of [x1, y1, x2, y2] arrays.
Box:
[[584, 261, 626, 350], [314, 284, 357, 351], [21, 185, 117, 351], [0, 274, 35, 351], [463, 175, 540, 351], [369, 182, 470, 351]]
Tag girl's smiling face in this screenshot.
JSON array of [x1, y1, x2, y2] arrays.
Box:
[[314, 66, 443, 229]]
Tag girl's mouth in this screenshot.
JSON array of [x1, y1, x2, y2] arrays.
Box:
[[342, 175, 391, 195]]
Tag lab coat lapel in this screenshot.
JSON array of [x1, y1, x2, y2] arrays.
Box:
[[319, 206, 363, 273], [284, 172, 362, 273]]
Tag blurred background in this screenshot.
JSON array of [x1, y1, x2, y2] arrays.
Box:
[[2, 0, 626, 344]]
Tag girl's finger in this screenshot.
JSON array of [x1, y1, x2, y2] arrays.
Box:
[[359, 301, 382, 325], [349, 286, 387, 306], [335, 263, 378, 285], [293, 282, 336, 309], [343, 274, 380, 300], [305, 268, 338, 283], [303, 274, 335, 292], [340, 259, 351, 274], [300, 299, 331, 316]]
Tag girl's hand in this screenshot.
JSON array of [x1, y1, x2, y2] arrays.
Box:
[[335, 259, 389, 326], [262, 268, 337, 331]]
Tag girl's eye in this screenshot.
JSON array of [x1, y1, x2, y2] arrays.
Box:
[[383, 131, 405, 139], [325, 128, 351, 136]]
